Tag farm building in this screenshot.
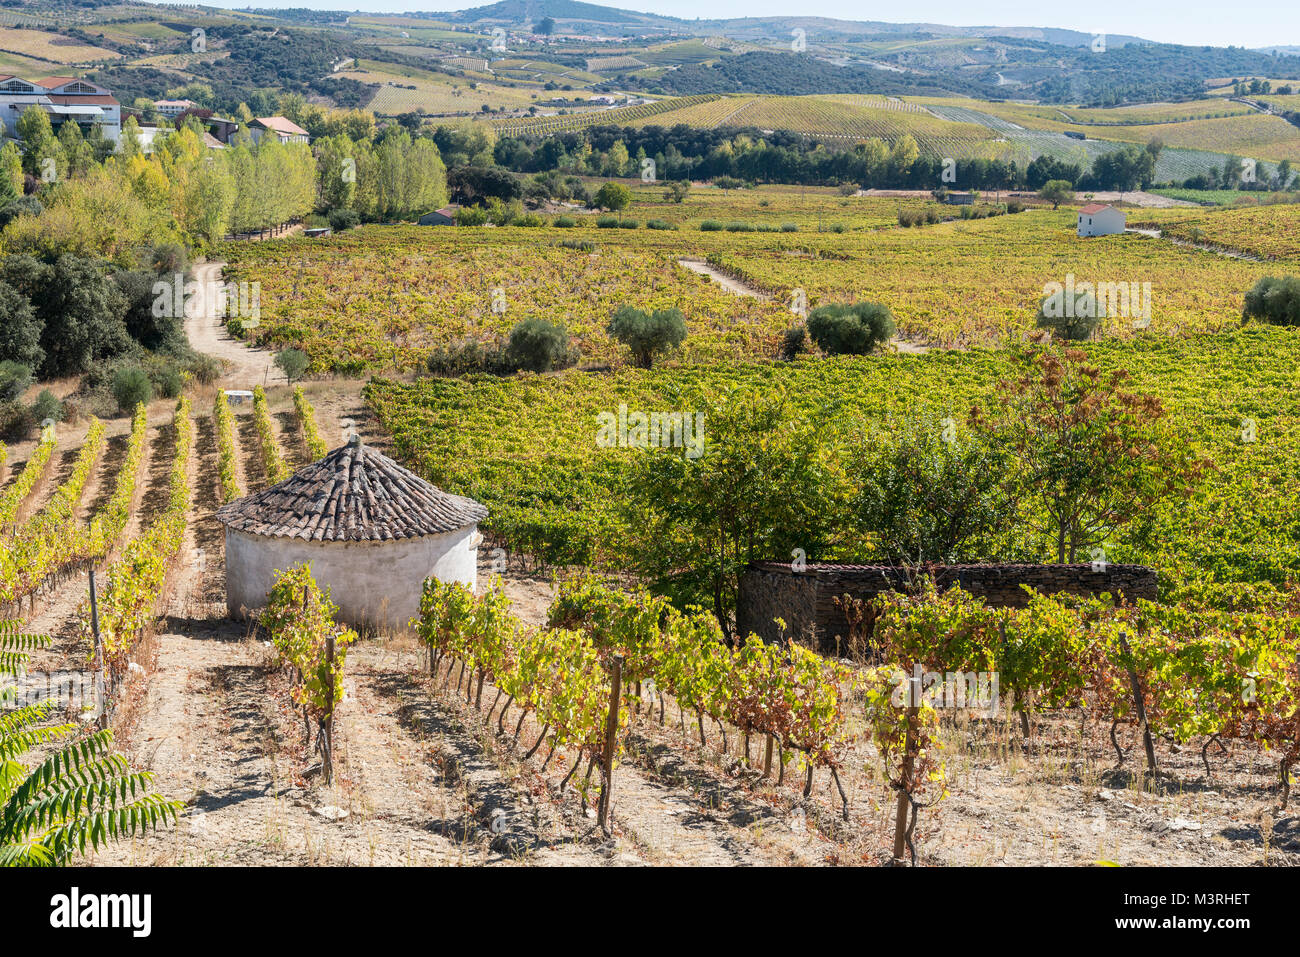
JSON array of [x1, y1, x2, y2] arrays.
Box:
[[216, 435, 488, 630], [418, 205, 460, 226], [1077, 203, 1126, 237], [944, 191, 975, 205], [249, 115, 309, 144]]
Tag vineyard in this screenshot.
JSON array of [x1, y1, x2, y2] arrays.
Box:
[[489, 95, 724, 136], [364, 326, 1300, 600], [218, 202, 1291, 374]]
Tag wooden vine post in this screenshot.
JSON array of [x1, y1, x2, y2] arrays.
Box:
[[892, 675, 920, 864], [597, 654, 623, 835], [88, 567, 106, 729], [322, 628, 336, 786], [1117, 631, 1158, 776]]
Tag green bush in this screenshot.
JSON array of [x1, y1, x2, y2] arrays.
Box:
[[617, 219, 639, 229], [559, 238, 596, 252], [454, 205, 489, 226], [699, 220, 724, 231], [505, 318, 576, 373], [226, 317, 245, 339], [645, 219, 676, 230], [595, 215, 621, 228], [780, 222, 799, 232], [724, 221, 755, 232], [781, 324, 807, 360], [807, 301, 896, 355], [328, 208, 361, 231], [151, 366, 184, 399], [111, 367, 153, 412], [552, 214, 578, 227], [1035, 288, 1107, 341], [275, 347, 310, 384], [0, 400, 35, 441], [0, 360, 32, 402], [1242, 276, 1300, 326], [30, 388, 61, 425], [517, 213, 545, 227], [607, 305, 687, 369]]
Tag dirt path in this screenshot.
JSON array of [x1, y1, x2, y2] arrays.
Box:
[[188, 261, 286, 389], [1126, 227, 1264, 261], [678, 258, 771, 299], [678, 258, 929, 354]]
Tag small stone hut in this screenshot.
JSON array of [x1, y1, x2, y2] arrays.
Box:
[[216, 435, 488, 630]]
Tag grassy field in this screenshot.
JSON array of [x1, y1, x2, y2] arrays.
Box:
[[0, 25, 121, 62]]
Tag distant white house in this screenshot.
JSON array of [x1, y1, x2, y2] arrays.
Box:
[[249, 115, 309, 144], [154, 98, 196, 117], [1077, 202, 1126, 237]]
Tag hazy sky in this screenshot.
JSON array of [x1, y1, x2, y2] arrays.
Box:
[[204, 0, 1299, 48]]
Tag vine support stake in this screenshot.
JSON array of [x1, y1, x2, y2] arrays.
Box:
[[892, 676, 920, 865], [1117, 630, 1157, 778], [89, 567, 106, 729], [598, 654, 623, 835]]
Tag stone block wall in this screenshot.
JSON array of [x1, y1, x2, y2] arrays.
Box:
[[736, 562, 1158, 654]]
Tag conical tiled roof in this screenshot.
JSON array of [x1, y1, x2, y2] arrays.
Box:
[[215, 436, 488, 542]]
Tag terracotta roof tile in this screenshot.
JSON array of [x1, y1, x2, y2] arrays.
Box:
[[215, 437, 487, 541]]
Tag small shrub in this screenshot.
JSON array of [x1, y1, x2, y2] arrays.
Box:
[[517, 213, 544, 227], [226, 317, 245, 339], [0, 360, 32, 403], [617, 219, 639, 229], [454, 205, 489, 226], [1242, 276, 1300, 326], [31, 388, 61, 426], [151, 366, 184, 399], [781, 324, 808, 360], [275, 347, 310, 384], [645, 218, 676, 230], [807, 301, 896, 355], [780, 222, 798, 232], [559, 238, 596, 252], [725, 221, 755, 232], [552, 214, 578, 227], [607, 305, 687, 368], [111, 367, 153, 412], [328, 208, 360, 231], [0, 400, 34, 441], [1035, 288, 1107, 340], [595, 215, 620, 228], [505, 318, 576, 373], [699, 219, 724, 231]]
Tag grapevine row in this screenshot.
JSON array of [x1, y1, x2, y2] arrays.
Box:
[[0, 432, 55, 531], [252, 385, 291, 484], [86, 398, 193, 678], [0, 409, 148, 608], [213, 390, 241, 503], [292, 386, 329, 460]]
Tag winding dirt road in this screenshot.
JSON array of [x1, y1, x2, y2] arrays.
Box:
[[189, 261, 286, 388]]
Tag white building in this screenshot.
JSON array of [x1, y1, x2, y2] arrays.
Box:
[[0, 75, 120, 142], [1077, 202, 1126, 237], [248, 115, 309, 144], [154, 98, 196, 117], [216, 435, 488, 630]]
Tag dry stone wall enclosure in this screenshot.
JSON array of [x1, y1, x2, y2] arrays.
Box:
[[737, 562, 1159, 654]]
